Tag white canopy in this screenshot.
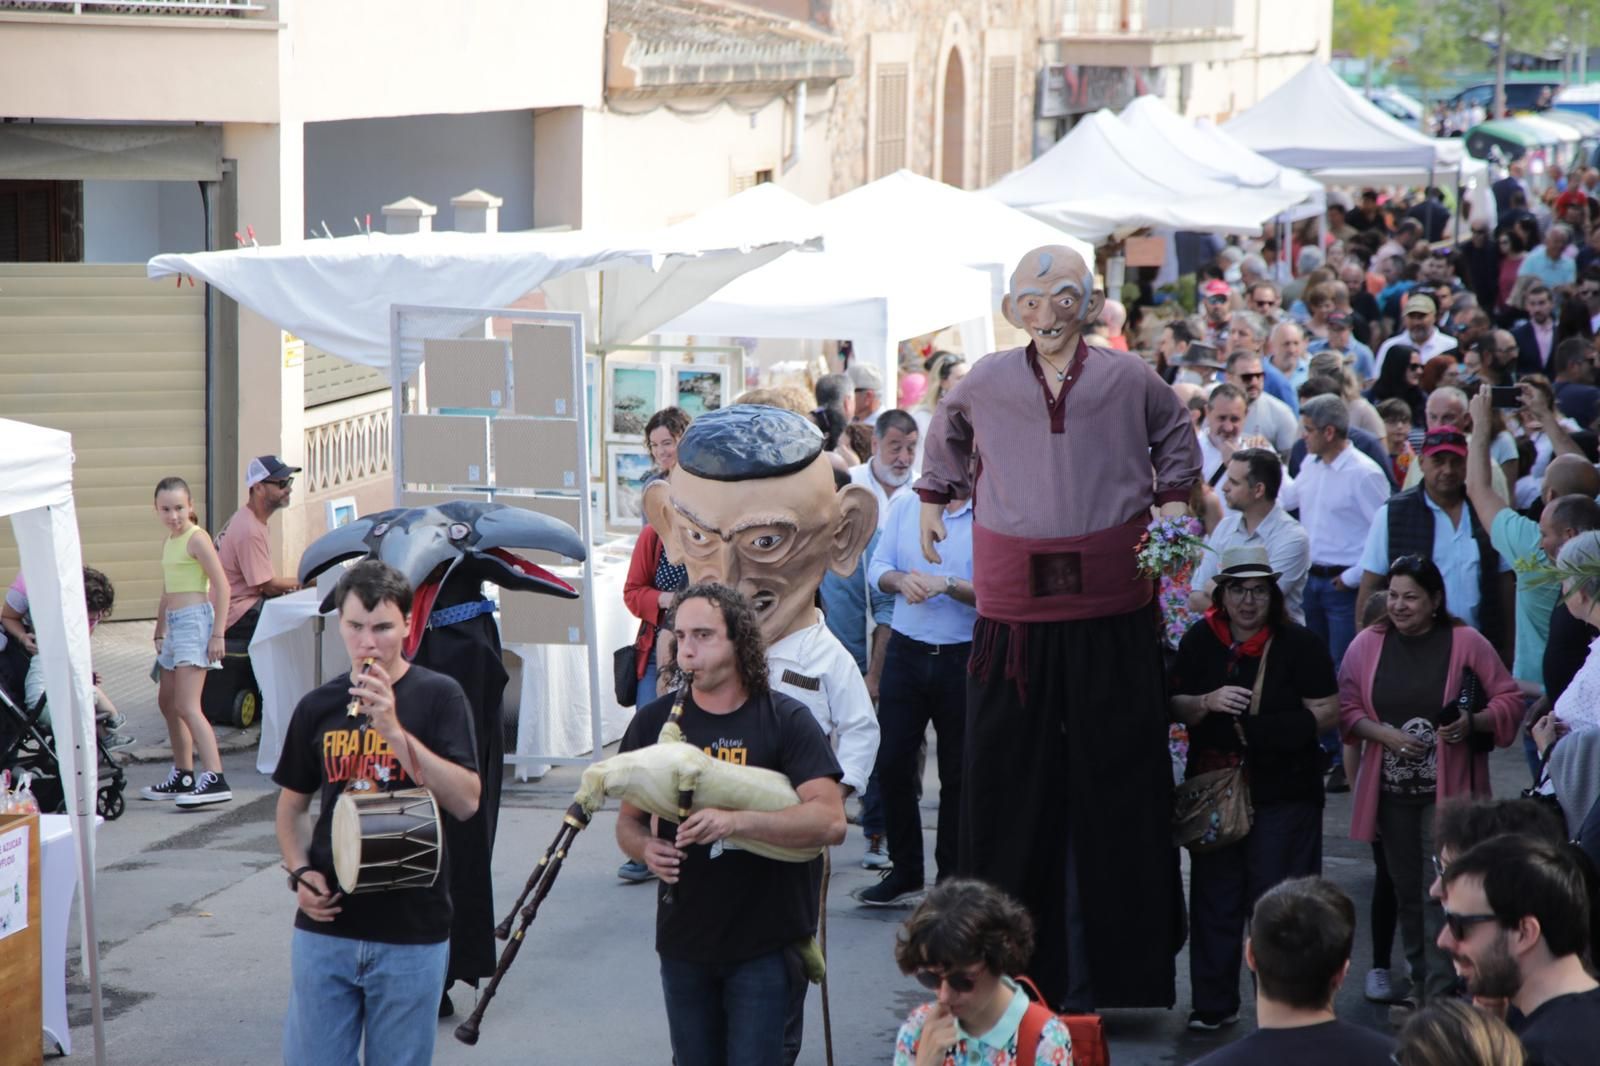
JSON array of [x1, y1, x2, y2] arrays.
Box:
[[1223, 62, 1468, 178], [658, 195, 996, 403], [982, 109, 1309, 241], [0, 417, 105, 1064], [814, 169, 1092, 307], [1118, 95, 1326, 222], [147, 190, 819, 376]]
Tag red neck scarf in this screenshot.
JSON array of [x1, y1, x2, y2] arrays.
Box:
[[1205, 607, 1272, 664]]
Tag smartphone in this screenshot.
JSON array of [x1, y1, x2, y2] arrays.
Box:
[[1489, 385, 1521, 409]]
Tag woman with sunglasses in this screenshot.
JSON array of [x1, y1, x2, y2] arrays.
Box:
[[1366, 344, 1429, 452], [1338, 556, 1522, 1005], [1168, 545, 1340, 1032], [892, 879, 1071, 1066]]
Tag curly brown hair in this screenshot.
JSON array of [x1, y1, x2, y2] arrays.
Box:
[[671, 582, 769, 697], [894, 879, 1034, 978]]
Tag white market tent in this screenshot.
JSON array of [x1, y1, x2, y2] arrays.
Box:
[[1223, 61, 1473, 182], [147, 185, 823, 378], [0, 418, 105, 1064], [813, 169, 1093, 308], [982, 109, 1310, 241], [1117, 95, 1326, 222], [658, 194, 995, 402]]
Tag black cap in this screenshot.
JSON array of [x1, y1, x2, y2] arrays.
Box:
[[675, 404, 824, 482], [246, 454, 302, 487]]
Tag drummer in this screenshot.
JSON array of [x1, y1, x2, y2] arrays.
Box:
[[272, 559, 481, 1066]]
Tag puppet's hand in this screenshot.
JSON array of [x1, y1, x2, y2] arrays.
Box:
[[1156, 500, 1191, 520], [919, 502, 947, 565]]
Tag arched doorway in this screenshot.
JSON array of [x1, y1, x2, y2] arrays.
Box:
[[940, 48, 966, 187]]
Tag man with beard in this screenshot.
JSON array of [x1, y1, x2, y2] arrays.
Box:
[[1438, 835, 1600, 1066], [915, 244, 1199, 1011], [849, 409, 919, 516], [1229, 352, 1298, 458], [1515, 284, 1560, 374], [215, 455, 302, 643], [1198, 383, 1249, 490], [1376, 294, 1458, 376]]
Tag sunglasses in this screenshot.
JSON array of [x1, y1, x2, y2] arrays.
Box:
[[1237, 371, 1265, 382], [1252, 299, 1277, 308], [1206, 295, 1229, 304], [1442, 909, 1500, 941], [915, 967, 979, 993], [265, 477, 295, 489]]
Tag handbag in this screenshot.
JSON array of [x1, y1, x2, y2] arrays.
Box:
[[1172, 639, 1271, 853], [612, 642, 640, 708], [1453, 667, 1495, 755]]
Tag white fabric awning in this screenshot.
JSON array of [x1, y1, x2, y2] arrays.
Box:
[[1223, 62, 1467, 176], [814, 169, 1092, 307], [982, 109, 1308, 241], [147, 188, 820, 377], [1118, 95, 1325, 222]]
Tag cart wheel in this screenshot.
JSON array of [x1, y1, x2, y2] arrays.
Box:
[[233, 688, 258, 729], [98, 787, 125, 821]]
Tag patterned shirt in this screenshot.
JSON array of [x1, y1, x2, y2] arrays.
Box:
[[893, 979, 1072, 1066]]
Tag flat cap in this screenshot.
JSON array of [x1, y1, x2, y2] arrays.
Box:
[[675, 404, 824, 482]]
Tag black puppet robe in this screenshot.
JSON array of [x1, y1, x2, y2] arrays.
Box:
[[411, 573, 509, 986]]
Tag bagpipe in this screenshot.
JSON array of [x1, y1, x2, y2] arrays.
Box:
[[454, 685, 821, 1045]]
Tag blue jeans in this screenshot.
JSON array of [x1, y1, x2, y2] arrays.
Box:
[[1302, 574, 1357, 670], [283, 928, 448, 1066], [640, 659, 660, 706], [859, 770, 885, 838], [659, 949, 794, 1066]]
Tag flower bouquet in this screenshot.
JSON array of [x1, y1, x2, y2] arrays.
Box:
[[1136, 514, 1209, 581]]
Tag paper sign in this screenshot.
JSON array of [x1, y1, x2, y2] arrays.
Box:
[[0, 823, 29, 940], [1123, 237, 1165, 268]]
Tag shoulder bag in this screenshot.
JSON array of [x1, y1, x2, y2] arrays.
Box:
[[1172, 638, 1271, 853]]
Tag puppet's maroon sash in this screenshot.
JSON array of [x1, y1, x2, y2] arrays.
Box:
[[972, 517, 1152, 623]]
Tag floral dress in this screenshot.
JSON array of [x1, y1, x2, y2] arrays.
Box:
[[893, 992, 1072, 1066]]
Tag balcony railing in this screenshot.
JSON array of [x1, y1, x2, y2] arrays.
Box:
[[303, 393, 392, 498], [0, 0, 267, 16]]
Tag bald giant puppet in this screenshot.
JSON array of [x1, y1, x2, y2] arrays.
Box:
[[916, 246, 1202, 1011]]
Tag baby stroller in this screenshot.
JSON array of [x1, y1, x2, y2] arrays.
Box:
[[0, 645, 127, 820]]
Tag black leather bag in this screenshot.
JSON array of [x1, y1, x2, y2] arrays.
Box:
[[1450, 667, 1495, 755], [613, 643, 639, 708]]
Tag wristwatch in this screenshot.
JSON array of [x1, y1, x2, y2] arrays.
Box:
[[944, 576, 957, 594], [288, 864, 315, 893]]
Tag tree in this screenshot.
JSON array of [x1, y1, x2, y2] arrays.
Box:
[[1437, 0, 1562, 117], [1334, 0, 1401, 94]]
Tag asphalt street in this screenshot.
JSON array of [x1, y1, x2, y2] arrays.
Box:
[[48, 620, 1530, 1064]]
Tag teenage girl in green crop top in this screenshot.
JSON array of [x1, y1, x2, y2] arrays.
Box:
[[141, 476, 234, 808]]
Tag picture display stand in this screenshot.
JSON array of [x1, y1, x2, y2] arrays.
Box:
[[390, 304, 602, 769]]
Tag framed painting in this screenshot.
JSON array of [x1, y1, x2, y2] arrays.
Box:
[[605, 360, 662, 443], [606, 444, 654, 529], [668, 362, 730, 418]]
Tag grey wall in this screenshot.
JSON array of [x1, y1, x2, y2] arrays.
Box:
[[303, 110, 535, 236], [83, 179, 206, 262]]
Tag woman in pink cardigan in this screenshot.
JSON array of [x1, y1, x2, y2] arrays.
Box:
[[1338, 556, 1521, 1006]]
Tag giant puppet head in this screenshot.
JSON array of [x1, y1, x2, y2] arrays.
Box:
[[1000, 245, 1105, 359], [644, 404, 877, 645], [298, 501, 585, 658]]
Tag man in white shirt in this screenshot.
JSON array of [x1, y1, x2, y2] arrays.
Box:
[[1376, 293, 1458, 375], [1198, 383, 1249, 490], [848, 408, 918, 521], [1229, 351, 1299, 458], [1190, 447, 1312, 623], [1278, 394, 1393, 669]]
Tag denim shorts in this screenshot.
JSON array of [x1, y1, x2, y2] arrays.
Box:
[[157, 602, 219, 671]]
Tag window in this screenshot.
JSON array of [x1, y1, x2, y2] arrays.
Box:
[[984, 57, 1017, 187], [873, 63, 909, 179], [0, 180, 81, 262]]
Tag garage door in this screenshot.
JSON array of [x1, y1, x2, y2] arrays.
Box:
[[0, 263, 206, 619]]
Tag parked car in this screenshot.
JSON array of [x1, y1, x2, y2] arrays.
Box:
[[1368, 88, 1424, 126], [1448, 81, 1561, 115]]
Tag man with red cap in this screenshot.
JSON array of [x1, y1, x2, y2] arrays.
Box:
[[1354, 428, 1513, 657], [1201, 278, 1234, 348]]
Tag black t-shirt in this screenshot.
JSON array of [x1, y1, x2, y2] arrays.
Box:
[[272, 664, 479, 944], [620, 687, 842, 965], [1171, 621, 1338, 807], [1189, 1020, 1395, 1065], [1546, 600, 1600, 707], [1510, 985, 1600, 1066]]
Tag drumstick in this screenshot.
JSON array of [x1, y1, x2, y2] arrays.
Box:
[[280, 863, 326, 897], [348, 658, 375, 717]]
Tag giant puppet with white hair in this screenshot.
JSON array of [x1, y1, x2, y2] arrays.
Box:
[[914, 245, 1202, 1011]]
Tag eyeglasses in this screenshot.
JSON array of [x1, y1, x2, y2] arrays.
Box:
[[1237, 372, 1265, 382], [1442, 909, 1500, 941], [1252, 299, 1277, 309], [266, 478, 294, 489], [1431, 853, 1447, 881], [1222, 584, 1272, 602], [915, 967, 979, 993]]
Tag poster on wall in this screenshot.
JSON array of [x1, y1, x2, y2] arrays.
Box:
[[606, 444, 653, 529], [669, 363, 730, 417], [605, 361, 663, 443], [0, 821, 29, 941]]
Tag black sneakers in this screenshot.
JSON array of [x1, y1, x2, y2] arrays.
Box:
[[1187, 1009, 1240, 1032], [855, 872, 925, 907], [139, 767, 194, 800], [175, 770, 233, 808]]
